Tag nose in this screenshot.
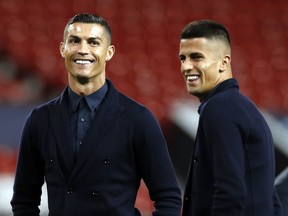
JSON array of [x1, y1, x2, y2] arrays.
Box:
[[78, 41, 89, 55], [181, 59, 193, 73]]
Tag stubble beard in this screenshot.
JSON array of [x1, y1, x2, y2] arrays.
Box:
[[68, 70, 91, 85], [75, 75, 90, 85]]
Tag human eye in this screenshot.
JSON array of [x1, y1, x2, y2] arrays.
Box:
[[88, 39, 101, 46], [179, 55, 186, 63], [190, 53, 203, 61], [68, 36, 80, 44]]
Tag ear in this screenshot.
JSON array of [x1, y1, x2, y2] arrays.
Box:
[[59, 42, 65, 58], [219, 55, 231, 72], [106, 45, 115, 61]]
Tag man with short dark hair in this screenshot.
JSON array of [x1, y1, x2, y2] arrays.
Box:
[[11, 13, 182, 216], [179, 20, 282, 216]]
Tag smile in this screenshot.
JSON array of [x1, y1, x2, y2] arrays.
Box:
[[187, 75, 200, 81], [74, 59, 94, 65]]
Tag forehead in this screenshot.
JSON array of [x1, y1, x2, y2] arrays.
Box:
[[179, 38, 210, 53], [179, 37, 228, 57], [66, 23, 106, 39]]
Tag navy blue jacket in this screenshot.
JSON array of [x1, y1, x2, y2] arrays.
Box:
[[182, 79, 282, 216], [11, 80, 182, 216]]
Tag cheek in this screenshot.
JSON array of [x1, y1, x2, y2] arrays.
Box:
[[63, 48, 74, 58], [64, 58, 73, 69], [94, 50, 106, 59], [200, 62, 211, 70], [201, 62, 218, 78], [201, 67, 215, 83], [180, 64, 185, 73]]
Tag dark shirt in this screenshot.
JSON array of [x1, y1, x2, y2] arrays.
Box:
[[68, 83, 108, 153]]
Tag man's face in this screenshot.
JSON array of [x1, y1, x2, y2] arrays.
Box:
[[179, 37, 227, 101], [60, 22, 114, 84]]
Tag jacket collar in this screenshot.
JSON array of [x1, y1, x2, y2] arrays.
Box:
[[198, 78, 239, 115]]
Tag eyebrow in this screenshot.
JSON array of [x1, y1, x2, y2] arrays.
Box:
[[190, 52, 204, 56], [179, 52, 203, 57], [68, 35, 103, 41]]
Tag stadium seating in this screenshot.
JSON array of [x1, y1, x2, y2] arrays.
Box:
[[0, 0, 288, 116]]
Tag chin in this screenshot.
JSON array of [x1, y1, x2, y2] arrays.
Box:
[[187, 87, 195, 94], [187, 89, 200, 98], [75, 75, 90, 84]]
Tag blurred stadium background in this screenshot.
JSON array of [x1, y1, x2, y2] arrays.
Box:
[[0, 0, 288, 215]]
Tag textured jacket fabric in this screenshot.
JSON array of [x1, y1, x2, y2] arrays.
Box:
[[182, 78, 282, 216], [11, 80, 182, 216]]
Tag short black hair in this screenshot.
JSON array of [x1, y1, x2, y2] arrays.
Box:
[[64, 13, 112, 44], [181, 20, 231, 47]]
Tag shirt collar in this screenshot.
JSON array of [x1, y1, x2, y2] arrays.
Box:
[[68, 82, 108, 112]]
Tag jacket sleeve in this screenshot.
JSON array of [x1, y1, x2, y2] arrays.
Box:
[[10, 110, 45, 216], [133, 108, 182, 216]]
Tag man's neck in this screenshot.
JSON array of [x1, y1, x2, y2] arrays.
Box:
[[69, 78, 105, 96]]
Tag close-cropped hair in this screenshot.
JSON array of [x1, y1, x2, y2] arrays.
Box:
[[63, 13, 112, 44], [181, 20, 231, 48]]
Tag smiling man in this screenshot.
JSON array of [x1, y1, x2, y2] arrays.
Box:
[[179, 20, 283, 216], [60, 17, 114, 92], [10, 13, 182, 216]]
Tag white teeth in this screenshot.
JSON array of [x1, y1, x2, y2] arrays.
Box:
[[187, 75, 199, 81], [75, 60, 92, 65]]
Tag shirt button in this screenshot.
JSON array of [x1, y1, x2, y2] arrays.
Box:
[[81, 117, 85, 122], [79, 141, 83, 145], [67, 188, 73, 194], [91, 190, 100, 196], [103, 158, 111, 165]]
